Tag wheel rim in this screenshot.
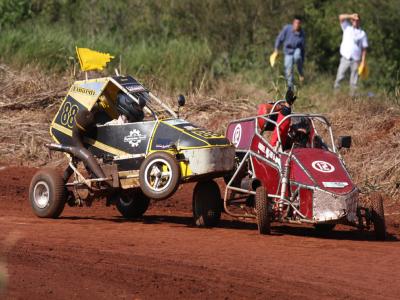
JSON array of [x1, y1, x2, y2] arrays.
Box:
[[33, 181, 50, 209], [144, 158, 173, 192], [119, 193, 134, 206]]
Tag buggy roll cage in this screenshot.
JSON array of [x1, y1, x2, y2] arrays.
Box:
[[47, 76, 179, 190], [107, 77, 177, 121], [231, 100, 337, 155], [223, 102, 339, 220]]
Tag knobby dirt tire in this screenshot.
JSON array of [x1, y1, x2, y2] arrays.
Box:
[[139, 152, 180, 200], [192, 180, 221, 227], [29, 168, 66, 218], [370, 193, 386, 241], [115, 189, 150, 219], [255, 186, 271, 235]]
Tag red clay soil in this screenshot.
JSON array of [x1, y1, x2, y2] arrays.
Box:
[[0, 166, 400, 300]]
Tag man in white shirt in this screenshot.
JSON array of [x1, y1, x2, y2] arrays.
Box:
[[334, 13, 368, 95]]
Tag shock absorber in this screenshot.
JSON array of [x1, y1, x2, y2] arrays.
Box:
[[280, 146, 294, 203]]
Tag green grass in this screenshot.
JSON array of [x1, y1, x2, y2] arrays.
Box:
[[0, 22, 398, 105], [0, 24, 212, 92], [124, 38, 212, 91]]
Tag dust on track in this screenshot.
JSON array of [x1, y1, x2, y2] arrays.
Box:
[[0, 166, 399, 299]]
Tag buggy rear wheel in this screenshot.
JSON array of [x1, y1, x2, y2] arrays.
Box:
[[114, 189, 150, 219], [370, 193, 386, 241], [255, 186, 271, 235], [139, 152, 180, 200], [29, 168, 66, 218], [192, 180, 221, 227]]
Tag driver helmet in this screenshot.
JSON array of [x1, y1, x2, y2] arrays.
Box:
[[134, 91, 148, 108], [289, 117, 311, 147], [116, 92, 144, 122]]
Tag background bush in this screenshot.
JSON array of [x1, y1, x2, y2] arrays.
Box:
[[0, 0, 399, 94]]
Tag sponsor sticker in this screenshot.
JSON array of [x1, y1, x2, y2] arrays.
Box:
[[155, 144, 171, 149], [322, 182, 349, 188], [183, 125, 198, 131], [232, 124, 242, 147], [124, 129, 147, 147], [71, 86, 96, 96], [155, 138, 172, 149], [312, 160, 335, 173], [258, 142, 280, 165], [258, 142, 266, 153], [266, 146, 280, 166], [165, 119, 190, 126], [125, 84, 146, 93]]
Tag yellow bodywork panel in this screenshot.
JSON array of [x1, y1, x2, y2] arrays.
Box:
[[68, 77, 109, 110], [179, 161, 193, 177]]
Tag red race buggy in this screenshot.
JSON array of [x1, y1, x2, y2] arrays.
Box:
[[224, 96, 386, 240]]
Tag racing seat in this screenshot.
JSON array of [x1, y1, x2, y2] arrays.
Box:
[[257, 103, 278, 131]]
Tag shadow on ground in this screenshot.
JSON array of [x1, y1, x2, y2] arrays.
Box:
[[60, 214, 399, 242]]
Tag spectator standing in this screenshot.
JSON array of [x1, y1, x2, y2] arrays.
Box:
[[272, 16, 306, 88], [334, 13, 368, 95]]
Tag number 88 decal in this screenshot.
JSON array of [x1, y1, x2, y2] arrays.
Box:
[[60, 102, 79, 128]]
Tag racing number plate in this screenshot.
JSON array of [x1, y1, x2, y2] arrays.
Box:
[[59, 100, 79, 129]]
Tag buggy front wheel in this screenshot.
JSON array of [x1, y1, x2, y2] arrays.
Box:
[[255, 186, 271, 235], [192, 180, 221, 227], [29, 168, 66, 218], [139, 152, 180, 200]]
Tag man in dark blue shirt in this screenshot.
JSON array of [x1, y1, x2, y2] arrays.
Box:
[[272, 16, 306, 88]]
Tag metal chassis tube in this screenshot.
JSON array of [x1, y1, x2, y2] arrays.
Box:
[[223, 147, 309, 220], [223, 111, 343, 222], [224, 151, 256, 218], [65, 157, 110, 189]]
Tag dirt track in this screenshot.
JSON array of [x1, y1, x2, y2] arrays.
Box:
[[1, 166, 400, 299]]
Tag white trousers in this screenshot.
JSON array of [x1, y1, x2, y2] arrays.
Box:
[[334, 56, 360, 95]]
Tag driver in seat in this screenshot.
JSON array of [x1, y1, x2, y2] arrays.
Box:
[[269, 105, 312, 150], [107, 92, 145, 124], [286, 117, 312, 149]]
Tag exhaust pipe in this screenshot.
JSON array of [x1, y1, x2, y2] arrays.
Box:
[[47, 108, 106, 179], [46, 143, 106, 179]]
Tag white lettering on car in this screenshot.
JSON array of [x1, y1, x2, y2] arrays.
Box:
[[265, 147, 281, 166], [258, 142, 266, 153]]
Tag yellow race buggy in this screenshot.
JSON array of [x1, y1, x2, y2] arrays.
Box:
[[29, 75, 235, 226]]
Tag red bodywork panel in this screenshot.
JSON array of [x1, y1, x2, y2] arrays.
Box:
[[299, 188, 313, 219], [227, 115, 356, 222], [249, 135, 354, 197], [290, 148, 355, 195], [251, 135, 280, 195], [282, 155, 315, 187], [257, 103, 281, 130], [270, 111, 290, 147], [226, 119, 256, 150]]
